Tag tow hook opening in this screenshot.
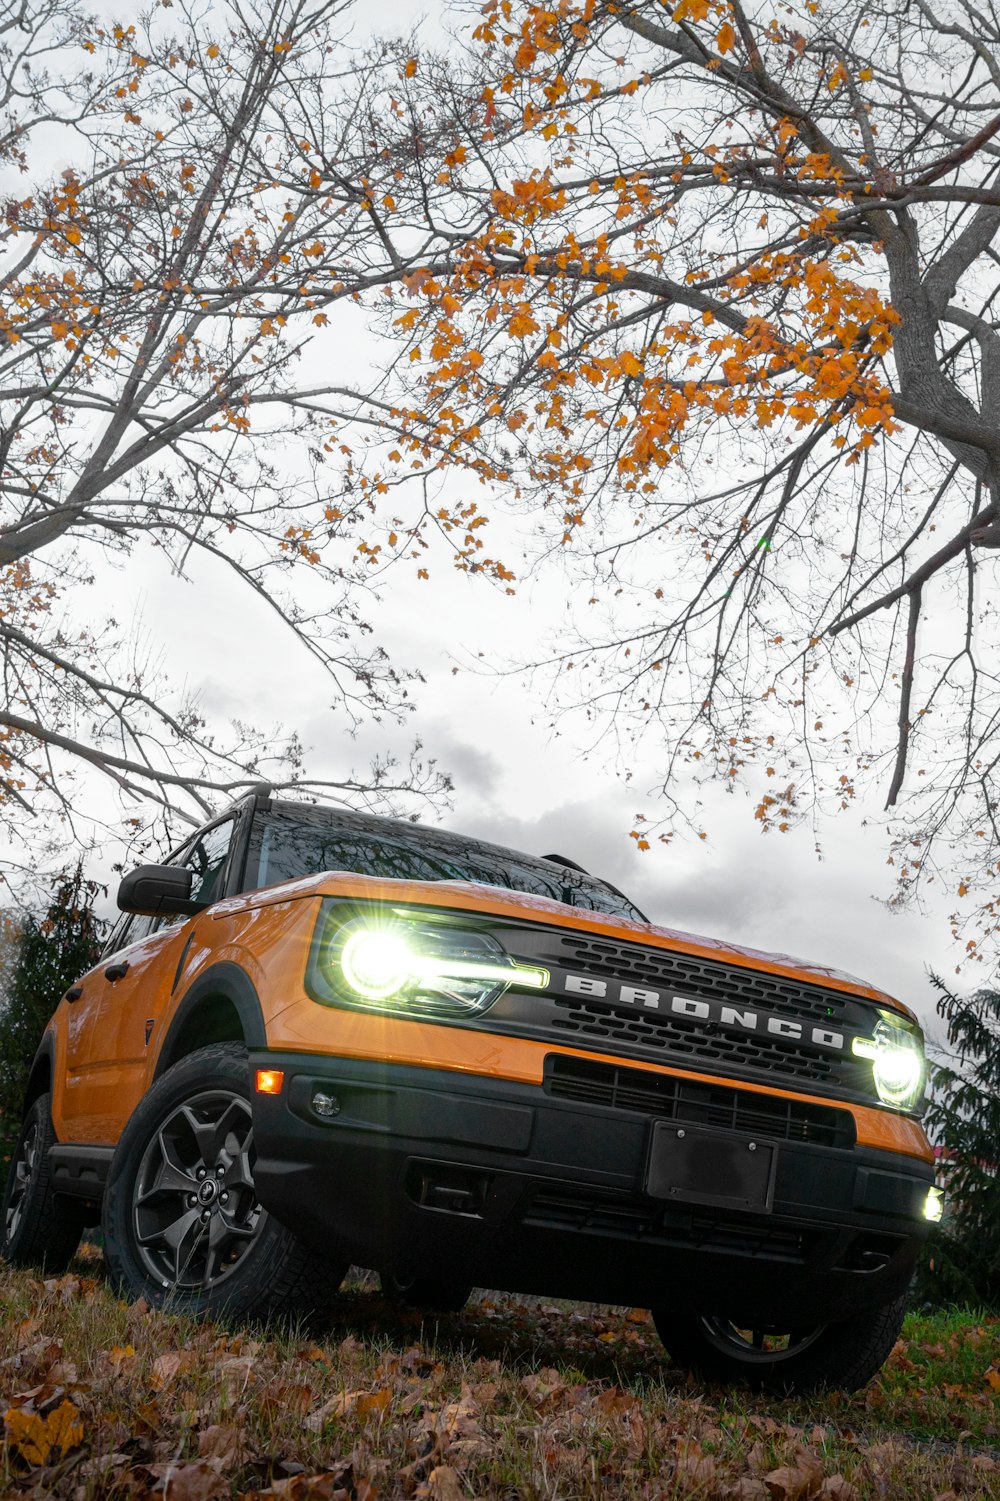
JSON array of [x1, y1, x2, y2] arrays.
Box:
[[406, 1160, 492, 1217]]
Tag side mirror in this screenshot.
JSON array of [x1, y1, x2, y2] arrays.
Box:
[[116, 864, 207, 917]]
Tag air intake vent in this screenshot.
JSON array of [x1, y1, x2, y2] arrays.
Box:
[[545, 1055, 856, 1148]]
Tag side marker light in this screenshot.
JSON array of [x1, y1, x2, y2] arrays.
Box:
[[924, 1186, 944, 1223], [255, 1069, 285, 1095]]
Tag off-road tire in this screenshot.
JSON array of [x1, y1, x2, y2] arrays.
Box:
[[103, 1042, 347, 1322], [1, 1093, 86, 1272], [380, 1271, 472, 1313], [652, 1293, 908, 1393]]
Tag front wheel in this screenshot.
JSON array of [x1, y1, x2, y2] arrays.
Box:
[[652, 1293, 908, 1393], [103, 1042, 347, 1322], [1, 1093, 86, 1272]]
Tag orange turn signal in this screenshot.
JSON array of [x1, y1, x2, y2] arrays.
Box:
[[255, 1068, 285, 1095]]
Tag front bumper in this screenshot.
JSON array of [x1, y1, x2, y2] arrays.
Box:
[[250, 1051, 933, 1324]]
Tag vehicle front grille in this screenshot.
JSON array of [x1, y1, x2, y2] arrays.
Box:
[[554, 933, 853, 1025], [485, 923, 880, 1105], [549, 995, 845, 1087], [545, 1056, 856, 1149]]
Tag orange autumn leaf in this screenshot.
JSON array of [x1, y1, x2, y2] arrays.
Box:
[[716, 21, 736, 53], [5, 1400, 84, 1466]]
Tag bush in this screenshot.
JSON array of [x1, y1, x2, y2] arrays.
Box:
[[0, 867, 104, 1175], [916, 976, 1000, 1310]]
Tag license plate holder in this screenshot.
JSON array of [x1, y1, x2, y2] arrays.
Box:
[[645, 1123, 776, 1213]]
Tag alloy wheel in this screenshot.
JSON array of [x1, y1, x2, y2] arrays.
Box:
[[132, 1089, 264, 1292], [697, 1317, 828, 1365]]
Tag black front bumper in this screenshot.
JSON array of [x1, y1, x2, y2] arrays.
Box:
[[250, 1051, 933, 1324]]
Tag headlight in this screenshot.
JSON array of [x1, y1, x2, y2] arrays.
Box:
[[852, 1016, 926, 1111], [308, 906, 549, 1019]]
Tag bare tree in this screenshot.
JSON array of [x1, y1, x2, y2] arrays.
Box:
[[0, 0, 504, 879], [384, 0, 1000, 952]]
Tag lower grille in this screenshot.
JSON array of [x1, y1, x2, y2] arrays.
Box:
[[522, 1188, 815, 1262], [546, 1055, 855, 1149]]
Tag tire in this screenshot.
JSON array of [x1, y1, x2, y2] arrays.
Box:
[[380, 1271, 472, 1313], [651, 1293, 908, 1393], [103, 1042, 347, 1322], [1, 1094, 86, 1273]]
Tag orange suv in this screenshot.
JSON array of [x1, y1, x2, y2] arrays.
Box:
[[1, 788, 936, 1390]]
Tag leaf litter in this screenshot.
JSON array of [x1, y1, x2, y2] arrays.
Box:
[[0, 1259, 997, 1499]]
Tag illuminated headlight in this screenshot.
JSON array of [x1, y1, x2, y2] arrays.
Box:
[[924, 1186, 944, 1223], [341, 927, 412, 1000], [309, 908, 549, 1019], [853, 1017, 926, 1111]]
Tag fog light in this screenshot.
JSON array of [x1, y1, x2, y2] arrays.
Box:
[[924, 1186, 944, 1223], [255, 1069, 284, 1095], [313, 1091, 340, 1118]]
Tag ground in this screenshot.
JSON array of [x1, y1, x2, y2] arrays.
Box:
[[0, 1250, 998, 1500]]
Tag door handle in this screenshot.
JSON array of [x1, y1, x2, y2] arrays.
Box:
[[104, 960, 130, 982]]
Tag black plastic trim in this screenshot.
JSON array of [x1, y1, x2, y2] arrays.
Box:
[[49, 1144, 114, 1201], [155, 963, 267, 1076], [249, 1051, 934, 1324], [23, 1033, 55, 1112]]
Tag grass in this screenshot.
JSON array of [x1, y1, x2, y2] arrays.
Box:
[[0, 1248, 998, 1499]]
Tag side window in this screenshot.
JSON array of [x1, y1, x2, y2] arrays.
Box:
[[184, 818, 235, 906], [150, 819, 235, 933]]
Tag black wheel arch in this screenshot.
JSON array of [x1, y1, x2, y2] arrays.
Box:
[[23, 1034, 55, 1114], [154, 963, 267, 1078]]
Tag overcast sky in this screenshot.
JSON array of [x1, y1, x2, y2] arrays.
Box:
[[123, 517, 965, 1045]]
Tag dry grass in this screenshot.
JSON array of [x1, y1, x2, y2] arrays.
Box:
[[0, 1248, 998, 1500]]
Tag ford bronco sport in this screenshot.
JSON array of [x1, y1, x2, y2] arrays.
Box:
[[1, 788, 936, 1390]]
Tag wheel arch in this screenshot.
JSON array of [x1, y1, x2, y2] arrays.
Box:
[[154, 963, 267, 1079], [23, 1034, 55, 1112]]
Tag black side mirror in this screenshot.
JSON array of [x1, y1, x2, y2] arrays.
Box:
[[116, 865, 207, 917]]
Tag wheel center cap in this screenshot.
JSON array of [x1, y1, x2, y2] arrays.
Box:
[[198, 1179, 219, 1205]]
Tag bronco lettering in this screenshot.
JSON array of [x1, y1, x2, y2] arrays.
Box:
[[562, 972, 846, 1050]]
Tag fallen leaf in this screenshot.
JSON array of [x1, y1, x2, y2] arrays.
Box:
[[595, 1385, 640, 1418], [818, 1479, 859, 1501], [151, 1350, 196, 1389], [5, 1396, 84, 1467], [676, 1444, 717, 1493], [198, 1423, 247, 1471], [146, 1461, 229, 1500], [519, 1369, 566, 1411], [415, 1466, 463, 1501], [763, 1454, 822, 1501], [241, 1474, 349, 1500]]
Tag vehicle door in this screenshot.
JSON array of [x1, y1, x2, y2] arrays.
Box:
[[60, 817, 238, 1144]]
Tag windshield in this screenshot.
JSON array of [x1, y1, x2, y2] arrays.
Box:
[[250, 808, 645, 922]]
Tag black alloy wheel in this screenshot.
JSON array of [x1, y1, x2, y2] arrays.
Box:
[[103, 1043, 347, 1321], [692, 1318, 828, 1366], [131, 1088, 263, 1292]]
